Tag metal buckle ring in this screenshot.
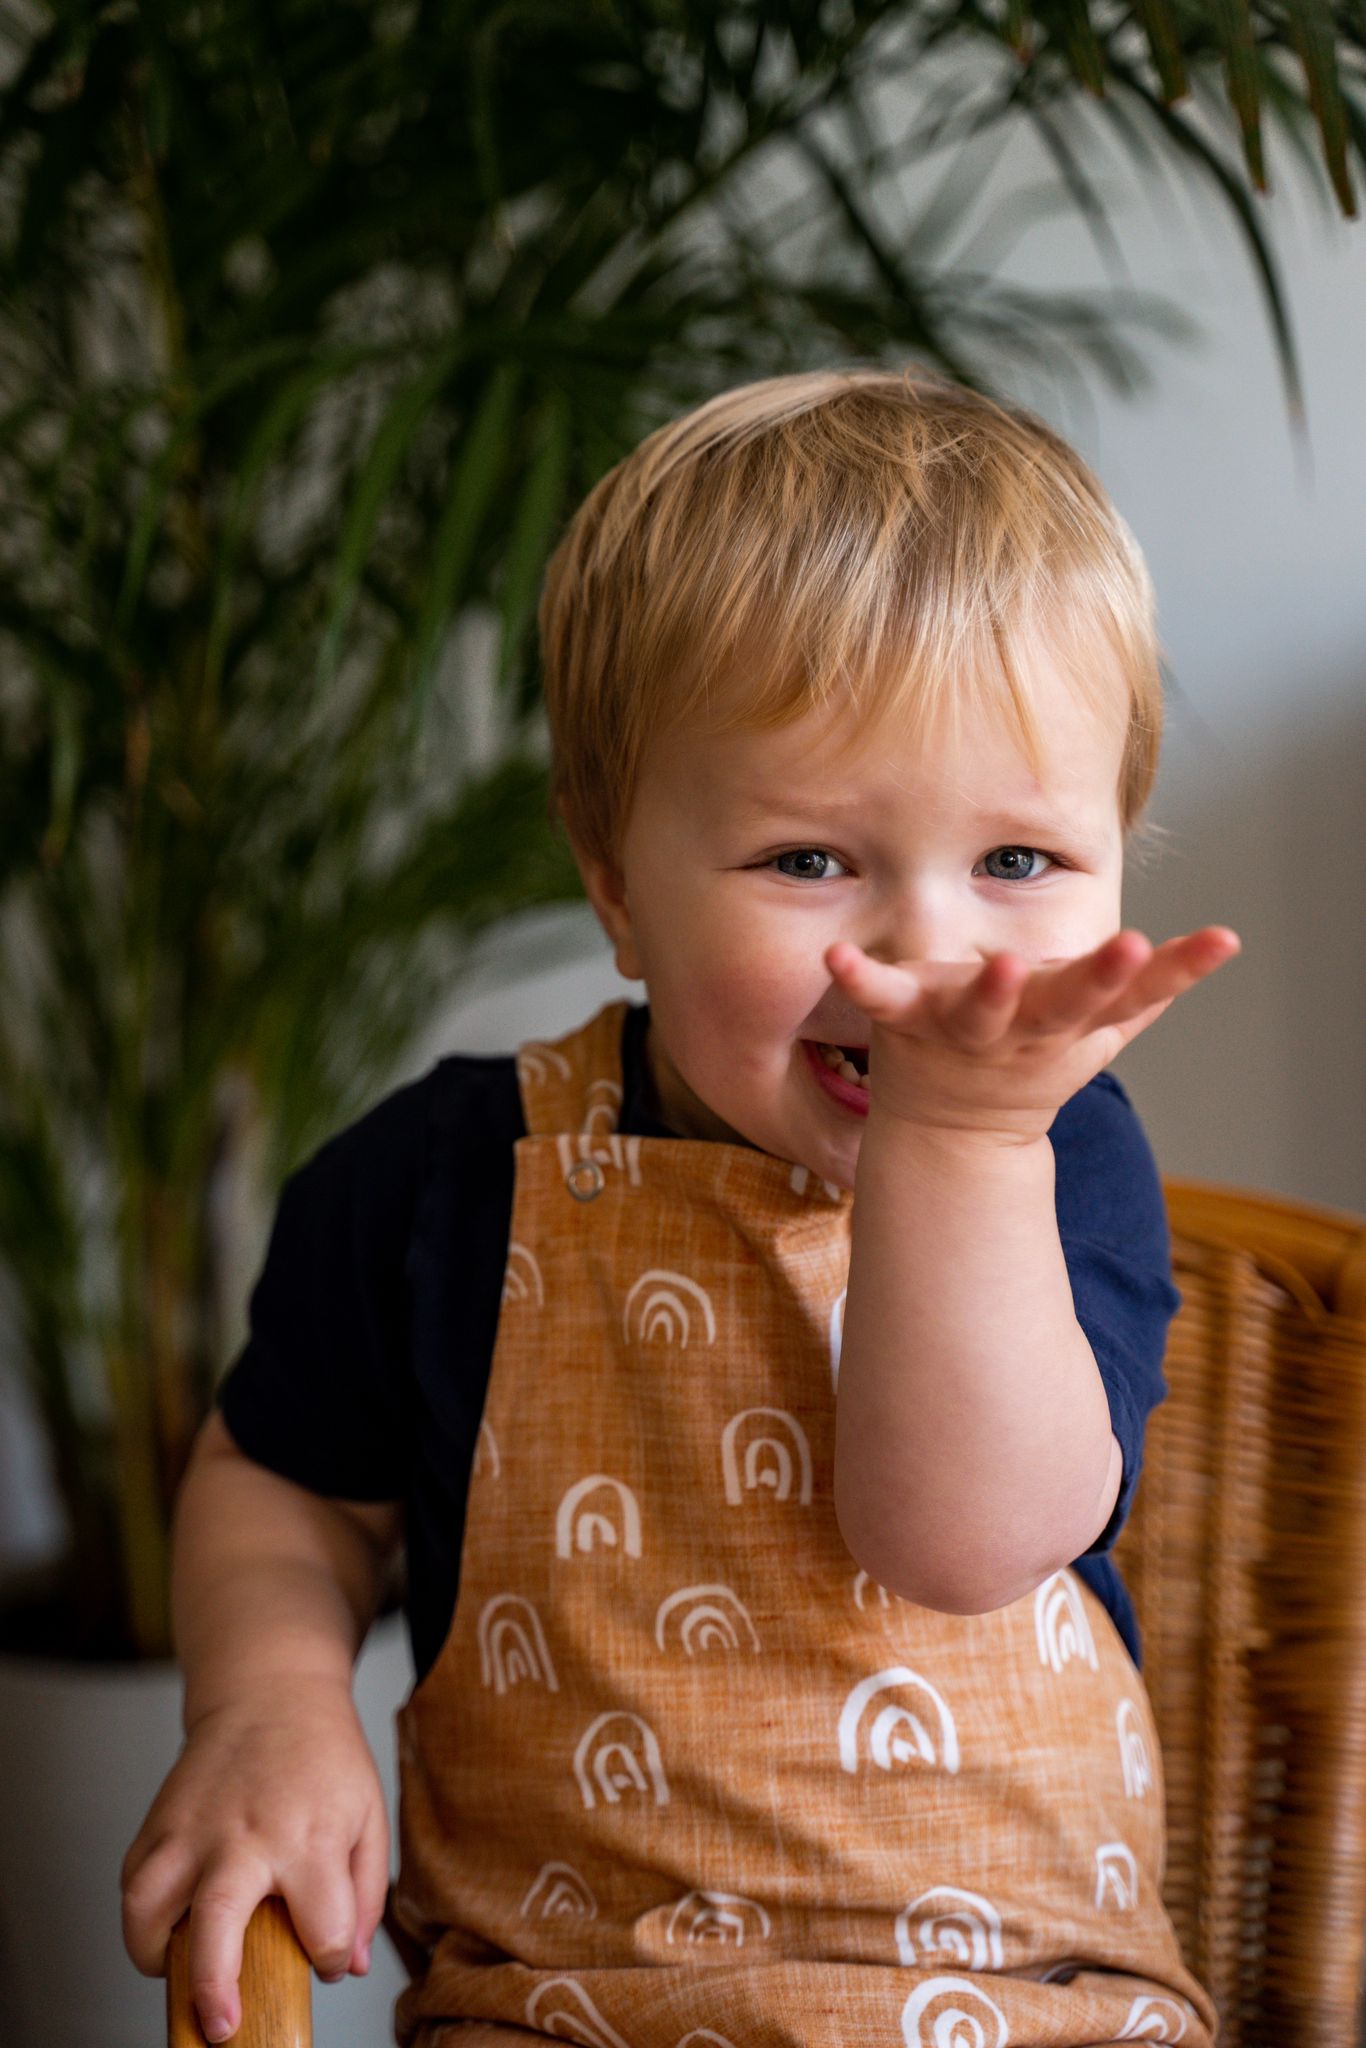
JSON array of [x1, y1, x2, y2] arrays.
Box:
[[566, 1157, 606, 1201]]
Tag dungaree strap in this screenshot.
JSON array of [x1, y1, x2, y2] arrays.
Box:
[[515, 998, 630, 1140]]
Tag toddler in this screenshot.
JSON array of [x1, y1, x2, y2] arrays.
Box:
[[123, 368, 1238, 2047]]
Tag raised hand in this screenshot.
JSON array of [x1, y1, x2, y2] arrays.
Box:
[[824, 924, 1241, 1144]]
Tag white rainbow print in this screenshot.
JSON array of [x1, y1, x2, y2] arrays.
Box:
[[473, 1419, 500, 1480], [1117, 1992, 1192, 2039], [838, 1667, 961, 1776], [829, 1287, 846, 1387], [502, 1241, 545, 1307], [573, 1711, 670, 1809], [1035, 1569, 1100, 1674], [677, 2033, 739, 2048], [852, 1569, 892, 1612], [1118, 1697, 1155, 1798], [655, 1584, 761, 1655], [555, 1475, 643, 1559], [524, 1977, 632, 2048], [516, 1044, 574, 1086], [666, 1890, 772, 1947], [900, 1975, 1008, 2047], [721, 1407, 813, 1504], [555, 1131, 643, 1185], [584, 1076, 624, 1139], [476, 1594, 558, 1695], [622, 1269, 717, 1347], [520, 1861, 599, 1921], [895, 1885, 1004, 1970], [1095, 1841, 1140, 1910]]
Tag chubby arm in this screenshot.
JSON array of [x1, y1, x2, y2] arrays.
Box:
[[173, 1408, 401, 1722], [121, 1411, 403, 2043], [829, 924, 1236, 1612], [834, 1118, 1122, 1611]]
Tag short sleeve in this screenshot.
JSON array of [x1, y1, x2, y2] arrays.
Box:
[[215, 1074, 433, 1500], [1051, 1070, 1181, 1557]]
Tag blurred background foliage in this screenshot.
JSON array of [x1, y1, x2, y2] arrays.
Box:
[[0, 0, 1362, 1657]]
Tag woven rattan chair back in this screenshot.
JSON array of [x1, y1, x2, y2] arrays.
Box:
[[1114, 1181, 1366, 2046]]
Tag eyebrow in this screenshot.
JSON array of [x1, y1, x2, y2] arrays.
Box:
[[737, 791, 871, 815], [740, 792, 1090, 832], [969, 807, 1096, 838]]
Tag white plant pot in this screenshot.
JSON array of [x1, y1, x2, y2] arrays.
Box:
[[0, 1615, 412, 2048]]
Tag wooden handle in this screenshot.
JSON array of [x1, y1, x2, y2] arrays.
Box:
[[168, 1895, 313, 2047]]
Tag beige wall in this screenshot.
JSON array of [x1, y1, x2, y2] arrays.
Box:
[[1018, 149, 1366, 1209]]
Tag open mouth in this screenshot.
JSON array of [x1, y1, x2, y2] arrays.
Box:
[[810, 1041, 870, 1088]]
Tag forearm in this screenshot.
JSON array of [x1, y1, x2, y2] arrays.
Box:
[[833, 1111, 1118, 1612], [171, 1426, 392, 1731]]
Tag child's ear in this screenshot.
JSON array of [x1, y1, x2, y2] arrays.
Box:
[[570, 840, 645, 983]]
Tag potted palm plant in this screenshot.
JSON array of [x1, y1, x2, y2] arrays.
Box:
[[0, 1, 1360, 2041]]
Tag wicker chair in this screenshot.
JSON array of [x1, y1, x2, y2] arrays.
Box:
[[166, 1178, 1366, 2048], [1115, 1180, 1366, 2045]]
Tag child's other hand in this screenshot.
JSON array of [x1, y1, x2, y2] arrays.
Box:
[[825, 924, 1241, 1144], [120, 1675, 389, 2044]]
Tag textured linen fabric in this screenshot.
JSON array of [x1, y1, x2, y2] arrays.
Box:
[[216, 1002, 1180, 1681], [388, 1001, 1216, 2048]]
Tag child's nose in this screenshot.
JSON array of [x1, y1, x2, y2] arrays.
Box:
[[859, 886, 980, 968]]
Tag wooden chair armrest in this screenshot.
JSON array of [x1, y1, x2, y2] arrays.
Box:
[[167, 1896, 312, 2047]]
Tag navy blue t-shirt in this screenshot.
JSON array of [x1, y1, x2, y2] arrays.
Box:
[[217, 1002, 1179, 1680]]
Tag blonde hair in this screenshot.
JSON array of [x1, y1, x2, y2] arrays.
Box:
[[539, 367, 1163, 872]]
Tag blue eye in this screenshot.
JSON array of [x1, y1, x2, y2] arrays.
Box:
[[773, 848, 849, 881], [982, 846, 1054, 882]]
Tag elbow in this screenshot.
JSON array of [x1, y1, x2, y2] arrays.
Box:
[[833, 1434, 1125, 1616], [833, 1486, 1054, 1617], [847, 1545, 1050, 1617], [833, 1475, 931, 1606]]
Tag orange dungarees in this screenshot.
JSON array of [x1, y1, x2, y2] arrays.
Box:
[[391, 1001, 1216, 2048]]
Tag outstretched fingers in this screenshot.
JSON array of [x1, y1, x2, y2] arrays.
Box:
[[827, 940, 1038, 1039], [1025, 930, 1154, 1033], [825, 926, 1240, 1049], [1093, 926, 1241, 1030], [824, 941, 923, 1023], [828, 933, 1154, 1046], [941, 950, 1032, 1046]]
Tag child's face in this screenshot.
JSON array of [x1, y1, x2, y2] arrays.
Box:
[[577, 642, 1128, 1191]]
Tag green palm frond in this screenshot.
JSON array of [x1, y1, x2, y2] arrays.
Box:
[[0, 0, 1361, 1655]]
